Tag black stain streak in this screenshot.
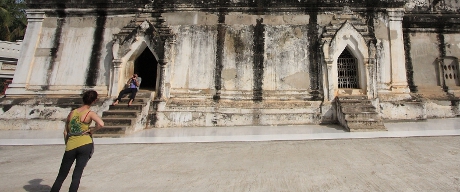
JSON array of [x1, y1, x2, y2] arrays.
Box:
[[85, 4, 107, 87], [403, 31, 417, 92], [437, 21, 448, 92], [43, 4, 66, 90], [437, 27, 446, 59], [213, 10, 226, 102], [307, 4, 321, 100], [253, 18, 264, 102]]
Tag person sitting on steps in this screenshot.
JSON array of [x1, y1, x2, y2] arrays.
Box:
[[112, 73, 141, 107]]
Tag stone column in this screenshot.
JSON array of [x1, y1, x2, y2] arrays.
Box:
[[156, 60, 167, 101], [326, 60, 334, 101], [110, 59, 122, 97], [366, 58, 375, 99], [387, 8, 409, 93], [6, 11, 45, 95]]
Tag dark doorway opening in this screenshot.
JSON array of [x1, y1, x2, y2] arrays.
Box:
[[134, 48, 158, 90]]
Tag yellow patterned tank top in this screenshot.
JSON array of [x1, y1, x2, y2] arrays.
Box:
[[66, 109, 93, 151]]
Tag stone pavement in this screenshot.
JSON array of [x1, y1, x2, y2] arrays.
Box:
[[1, 136, 460, 191], [0, 118, 460, 191], [0, 118, 460, 145]]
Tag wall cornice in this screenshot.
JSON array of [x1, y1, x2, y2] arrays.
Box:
[[25, 0, 406, 9]]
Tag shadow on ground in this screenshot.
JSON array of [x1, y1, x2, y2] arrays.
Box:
[[23, 179, 51, 192]]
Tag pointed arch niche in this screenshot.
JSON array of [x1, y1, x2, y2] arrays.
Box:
[[322, 21, 377, 101], [110, 20, 164, 97]]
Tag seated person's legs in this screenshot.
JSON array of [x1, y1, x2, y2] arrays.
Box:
[[127, 88, 138, 106], [112, 88, 131, 105]]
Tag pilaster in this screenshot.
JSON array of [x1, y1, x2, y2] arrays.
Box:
[[110, 59, 122, 97], [156, 60, 167, 101], [326, 60, 334, 101], [387, 8, 410, 93], [6, 11, 45, 95]]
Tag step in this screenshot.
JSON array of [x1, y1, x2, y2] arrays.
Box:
[[102, 118, 134, 126], [112, 98, 147, 104], [109, 104, 143, 111], [338, 99, 372, 105], [52, 104, 81, 109], [349, 127, 387, 132], [347, 121, 386, 130], [337, 95, 368, 101], [341, 105, 376, 113], [93, 126, 127, 135], [102, 111, 139, 118], [344, 112, 380, 121]]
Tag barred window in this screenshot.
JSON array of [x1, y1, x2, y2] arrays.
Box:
[[337, 48, 359, 89], [441, 58, 459, 86]]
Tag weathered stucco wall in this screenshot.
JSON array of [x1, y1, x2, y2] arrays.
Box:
[[264, 25, 310, 91], [7, 13, 133, 95], [4, 0, 460, 130], [169, 25, 217, 92], [405, 0, 460, 11], [445, 34, 460, 59], [374, 12, 392, 90], [222, 26, 254, 92], [0, 98, 111, 130], [410, 33, 440, 87]]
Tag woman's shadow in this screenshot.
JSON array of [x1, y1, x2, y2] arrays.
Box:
[[23, 179, 51, 192]]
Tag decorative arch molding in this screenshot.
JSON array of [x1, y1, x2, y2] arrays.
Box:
[[322, 20, 377, 101], [109, 15, 173, 97]]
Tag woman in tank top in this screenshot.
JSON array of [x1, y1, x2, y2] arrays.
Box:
[[51, 90, 104, 192]]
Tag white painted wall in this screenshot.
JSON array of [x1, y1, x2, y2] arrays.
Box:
[[170, 26, 217, 92]]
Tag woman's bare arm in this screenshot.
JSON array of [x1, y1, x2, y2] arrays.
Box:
[[64, 112, 72, 142], [88, 112, 104, 133]]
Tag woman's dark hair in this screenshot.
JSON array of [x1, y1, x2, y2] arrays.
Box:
[[82, 90, 98, 105]]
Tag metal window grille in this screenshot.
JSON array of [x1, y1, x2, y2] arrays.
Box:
[[337, 49, 359, 89], [439, 57, 460, 87]]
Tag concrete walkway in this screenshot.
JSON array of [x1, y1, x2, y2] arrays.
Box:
[[0, 118, 459, 145], [1, 136, 460, 191], [0, 118, 460, 191]]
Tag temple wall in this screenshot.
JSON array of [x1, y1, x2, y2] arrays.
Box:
[[410, 33, 440, 88], [264, 25, 310, 92], [165, 13, 314, 99], [374, 13, 392, 91], [222, 26, 254, 93], [3, 0, 460, 130], [7, 14, 132, 95], [157, 12, 322, 127], [445, 34, 460, 59], [28, 18, 58, 86], [169, 25, 217, 93], [405, 0, 460, 11]]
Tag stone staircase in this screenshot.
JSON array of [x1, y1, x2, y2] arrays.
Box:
[[336, 95, 386, 132], [93, 90, 153, 137]]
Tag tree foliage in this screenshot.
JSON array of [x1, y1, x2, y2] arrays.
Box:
[[0, 0, 27, 41]]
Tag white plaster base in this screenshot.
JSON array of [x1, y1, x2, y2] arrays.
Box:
[[379, 101, 426, 120], [0, 119, 65, 130], [154, 99, 323, 128]]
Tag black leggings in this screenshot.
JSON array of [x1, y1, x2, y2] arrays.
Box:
[[51, 143, 93, 192], [115, 88, 138, 102]]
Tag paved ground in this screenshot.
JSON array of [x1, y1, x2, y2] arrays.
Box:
[[1, 118, 460, 191], [1, 136, 460, 192], [1, 118, 460, 145]]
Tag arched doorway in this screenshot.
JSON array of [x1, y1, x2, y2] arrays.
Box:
[[134, 48, 158, 90], [337, 48, 359, 89]]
